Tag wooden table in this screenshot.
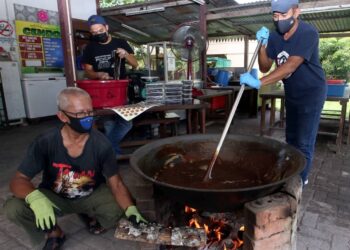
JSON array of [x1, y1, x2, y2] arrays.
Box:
[[205, 85, 258, 117], [259, 90, 349, 152], [96, 101, 209, 135], [194, 89, 234, 118]]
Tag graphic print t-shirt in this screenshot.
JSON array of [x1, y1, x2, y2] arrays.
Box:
[[81, 38, 134, 79], [18, 127, 118, 199], [266, 20, 327, 106]]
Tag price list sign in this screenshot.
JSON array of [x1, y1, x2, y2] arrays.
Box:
[[15, 20, 64, 69]]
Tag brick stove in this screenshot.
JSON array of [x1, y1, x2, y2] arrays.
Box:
[[123, 170, 302, 250]]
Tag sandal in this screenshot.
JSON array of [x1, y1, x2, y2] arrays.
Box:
[[78, 213, 107, 235], [42, 234, 66, 250]]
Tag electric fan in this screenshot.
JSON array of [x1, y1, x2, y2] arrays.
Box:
[[171, 24, 207, 80]]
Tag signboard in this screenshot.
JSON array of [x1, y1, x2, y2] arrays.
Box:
[[15, 20, 64, 70], [0, 20, 16, 44]]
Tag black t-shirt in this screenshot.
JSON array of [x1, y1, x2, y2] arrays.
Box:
[[266, 20, 327, 106], [18, 126, 118, 199], [81, 37, 134, 79]]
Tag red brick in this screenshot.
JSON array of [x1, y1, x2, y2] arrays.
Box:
[[245, 217, 292, 240], [243, 230, 292, 250], [244, 193, 295, 226], [280, 176, 303, 202]]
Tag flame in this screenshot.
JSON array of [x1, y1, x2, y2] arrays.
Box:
[[204, 224, 209, 234], [189, 218, 201, 228], [185, 206, 196, 213], [185, 206, 245, 250], [214, 227, 222, 241]]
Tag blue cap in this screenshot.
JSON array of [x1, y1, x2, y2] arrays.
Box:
[[271, 0, 299, 13], [87, 15, 106, 27]]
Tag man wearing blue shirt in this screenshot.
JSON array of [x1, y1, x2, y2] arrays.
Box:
[[240, 0, 327, 185]]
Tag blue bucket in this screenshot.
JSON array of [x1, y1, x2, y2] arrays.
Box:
[[215, 70, 232, 86], [208, 68, 219, 77]]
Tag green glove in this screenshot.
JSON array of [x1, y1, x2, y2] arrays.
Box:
[[125, 205, 147, 224], [25, 190, 58, 230]]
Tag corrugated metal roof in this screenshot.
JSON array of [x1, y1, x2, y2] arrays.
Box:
[[99, 0, 350, 44]]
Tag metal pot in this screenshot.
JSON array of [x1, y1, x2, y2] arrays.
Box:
[[130, 134, 305, 212]]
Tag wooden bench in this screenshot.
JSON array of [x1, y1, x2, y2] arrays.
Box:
[[259, 90, 349, 153]]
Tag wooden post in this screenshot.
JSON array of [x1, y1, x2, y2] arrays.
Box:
[[200, 3, 207, 86], [58, 0, 76, 86]]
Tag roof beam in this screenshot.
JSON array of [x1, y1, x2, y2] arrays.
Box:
[[207, 0, 350, 21], [100, 0, 195, 16]]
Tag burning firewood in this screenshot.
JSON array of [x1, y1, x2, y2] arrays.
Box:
[[115, 219, 207, 247]]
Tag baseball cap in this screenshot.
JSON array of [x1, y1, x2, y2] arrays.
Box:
[[271, 0, 299, 13], [87, 15, 107, 27]]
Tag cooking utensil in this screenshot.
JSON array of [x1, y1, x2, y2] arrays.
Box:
[[203, 40, 263, 182], [130, 134, 305, 212], [113, 50, 121, 80]]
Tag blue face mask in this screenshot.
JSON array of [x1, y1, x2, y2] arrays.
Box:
[[67, 116, 94, 134], [274, 16, 295, 34]]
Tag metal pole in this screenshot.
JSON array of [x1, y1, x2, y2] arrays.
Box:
[[203, 40, 262, 182]]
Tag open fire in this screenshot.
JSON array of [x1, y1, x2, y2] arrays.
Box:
[[185, 206, 244, 250]]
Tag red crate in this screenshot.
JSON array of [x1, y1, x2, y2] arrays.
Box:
[[76, 80, 129, 108], [211, 96, 227, 111]]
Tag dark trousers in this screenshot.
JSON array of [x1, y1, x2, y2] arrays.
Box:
[[285, 101, 324, 183], [3, 184, 123, 245], [103, 116, 132, 155]]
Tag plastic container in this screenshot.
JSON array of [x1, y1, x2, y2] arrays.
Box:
[[207, 57, 231, 68], [327, 79, 346, 84], [211, 96, 227, 111], [76, 80, 129, 108], [327, 83, 347, 97], [215, 70, 232, 86]]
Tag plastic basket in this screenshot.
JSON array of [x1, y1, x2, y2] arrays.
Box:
[[326, 79, 346, 84], [76, 80, 129, 108], [327, 83, 347, 97], [207, 57, 231, 68]]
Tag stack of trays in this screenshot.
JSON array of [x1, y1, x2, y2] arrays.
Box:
[[165, 81, 183, 105], [182, 80, 193, 104], [145, 82, 164, 104]]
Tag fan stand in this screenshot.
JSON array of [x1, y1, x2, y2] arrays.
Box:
[[185, 36, 194, 80]]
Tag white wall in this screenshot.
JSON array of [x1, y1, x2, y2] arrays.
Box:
[[71, 0, 96, 20], [0, 0, 96, 20], [207, 38, 259, 69]]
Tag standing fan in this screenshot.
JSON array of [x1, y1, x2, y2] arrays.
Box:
[[171, 24, 206, 80]]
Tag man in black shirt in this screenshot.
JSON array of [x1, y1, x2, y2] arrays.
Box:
[[81, 15, 138, 155], [4, 87, 146, 250]]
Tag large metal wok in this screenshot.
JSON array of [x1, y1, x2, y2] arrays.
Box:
[[130, 134, 305, 212]]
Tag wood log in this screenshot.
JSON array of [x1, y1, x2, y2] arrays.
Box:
[[115, 219, 207, 247]]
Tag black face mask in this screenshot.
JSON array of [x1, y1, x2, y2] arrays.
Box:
[[91, 32, 109, 43], [274, 16, 295, 35], [66, 116, 94, 134]]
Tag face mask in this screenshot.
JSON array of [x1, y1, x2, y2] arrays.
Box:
[[91, 32, 109, 43], [274, 16, 295, 34], [67, 116, 94, 134]]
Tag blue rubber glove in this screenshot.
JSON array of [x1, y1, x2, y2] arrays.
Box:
[[256, 26, 269, 46], [240, 72, 261, 89]]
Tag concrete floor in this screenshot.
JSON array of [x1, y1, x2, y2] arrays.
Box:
[[0, 113, 349, 250]]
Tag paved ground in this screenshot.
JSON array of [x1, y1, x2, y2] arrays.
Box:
[[0, 114, 349, 250]]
